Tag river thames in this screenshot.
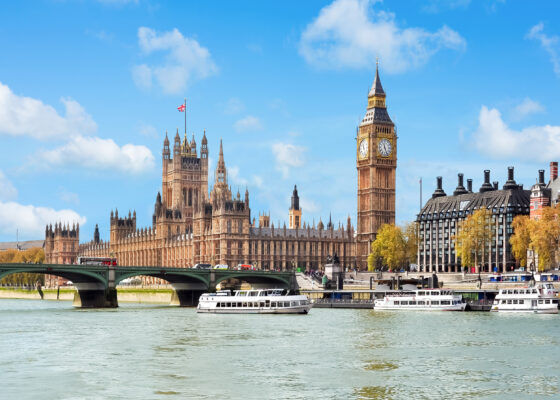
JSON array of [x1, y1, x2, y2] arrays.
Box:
[[1, 299, 559, 399]]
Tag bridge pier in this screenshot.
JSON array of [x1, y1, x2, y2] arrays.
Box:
[[169, 282, 209, 307], [72, 283, 118, 308]]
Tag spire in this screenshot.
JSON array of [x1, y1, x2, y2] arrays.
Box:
[[291, 185, 300, 210], [163, 130, 169, 146], [202, 129, 207, 144], [215, 138, 227, 185], [368, 58, 386, 98]]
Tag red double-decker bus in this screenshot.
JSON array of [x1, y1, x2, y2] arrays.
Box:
[[77, 257, 118, 266]]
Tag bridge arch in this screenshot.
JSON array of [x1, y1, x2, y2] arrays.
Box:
[[214, 272, 292, 290], [0, 263, 108, 287]]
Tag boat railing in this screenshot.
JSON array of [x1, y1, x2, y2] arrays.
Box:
[[312, 298, 374, 304]]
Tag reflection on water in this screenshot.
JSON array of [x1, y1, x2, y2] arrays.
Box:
[[355, 385, 394, 400], [0, 299, 559, 399]]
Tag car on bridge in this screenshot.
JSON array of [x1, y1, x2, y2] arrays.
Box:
[[213, 264, 229, 270], [236, 264, 256, 270], [193, 263, 212, 269]]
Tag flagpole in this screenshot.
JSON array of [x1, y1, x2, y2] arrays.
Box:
[[184, 98, 187, 135]]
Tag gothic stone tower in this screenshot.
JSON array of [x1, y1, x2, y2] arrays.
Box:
[[162, 129, 209, 233], [356, 64, 397, 268], [289, 185, 302, 229]]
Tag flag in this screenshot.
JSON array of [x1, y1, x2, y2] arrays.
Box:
[[177, 104, 186, 112]]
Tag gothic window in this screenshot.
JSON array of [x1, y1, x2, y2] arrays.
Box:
[[227, 220, 232, 233], [188, 188, 192, 206], [238, 242, 243, 257], [182, 189, 187, 206], [238, 220, 243, 234]]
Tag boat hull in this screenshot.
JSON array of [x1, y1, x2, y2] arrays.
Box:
[[374, 304, 466, 312], [197, 305, 312, 314]]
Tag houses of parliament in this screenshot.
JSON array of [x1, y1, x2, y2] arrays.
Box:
[[44, 66, 397, 274]]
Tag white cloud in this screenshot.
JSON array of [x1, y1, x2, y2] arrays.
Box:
[[527, 23, 560, 77], [132, 64, 153, 90], [0, 82, 96, 140], [59, 190, 80, 206], [299, 0, 466, 72], [38, 136, 155, 174], [139, 121, 159, 138], [300, 198, 320, 213], [0, 171, 17, 201], [224, 97, 245, 115], [228, 166, 249, 186], [234, 116, 263, 132], [133, 27, 218, 94], [473, 105, 560, 162], [0, 201, 86, 238], [272, 142, 306, 178], [512, 98, 544, 121]]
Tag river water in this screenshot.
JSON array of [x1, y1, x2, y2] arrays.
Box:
[[1, 299, 559, 400]]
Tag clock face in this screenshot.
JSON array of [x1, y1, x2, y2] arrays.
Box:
[[359, 139, 368, 158], [378, 138, 392, 157]]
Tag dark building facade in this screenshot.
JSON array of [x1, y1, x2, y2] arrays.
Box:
[[417, 167, 532, 273]]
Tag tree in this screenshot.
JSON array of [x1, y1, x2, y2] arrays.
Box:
[[510, 215, 533, 269], [403, 221, 419, 265], [454, 209, 493, 273], [0, 247, 45, 286], [367, 253, 375, 272], [371, 224, 406, 271], [531, 205, 560, 270]]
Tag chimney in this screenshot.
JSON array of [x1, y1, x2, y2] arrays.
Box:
[[453, 173, 468, 196], [503, 166, 518, 190], [551, 162, 558, 182], [539, 169, 545, 185], [432, 176, 446, 198], [493, 181, 499, 190], [479, 170, 493, 193], [467, 179, 473, 193]]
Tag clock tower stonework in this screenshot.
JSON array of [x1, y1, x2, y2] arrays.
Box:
[[356, 65, 397, 268]]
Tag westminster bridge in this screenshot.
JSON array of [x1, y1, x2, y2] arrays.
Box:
[[0, 263, 297, 308]]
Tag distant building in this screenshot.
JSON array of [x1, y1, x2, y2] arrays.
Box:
[[46, 134, 356, 281], [417, 167, 533, 273]]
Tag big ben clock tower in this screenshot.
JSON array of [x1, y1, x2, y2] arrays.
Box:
[[356, 63, 397, 268]]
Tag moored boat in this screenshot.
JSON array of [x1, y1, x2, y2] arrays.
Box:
[[373, 289, 466, 311], [490, 283, 559, 314], [197, 289, 312, 314]]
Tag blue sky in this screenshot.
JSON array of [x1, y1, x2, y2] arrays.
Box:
[[1, 0, 560, 242]]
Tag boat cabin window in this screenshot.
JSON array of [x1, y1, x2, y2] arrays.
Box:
[[507, 300, 512, 304], [401, 301, 408, 305], [409, 301, 417, 305], [433, 292, 439, 296], [533, 289, 538, 294], [553, 300, 559, 304], [538, 300, 543, 304], [501, 300, 506, 304], [545, 300, 551, 304], [394, 301, 400, 305], [431, 301, 439, 305], [441, 301, 450, 305], [418, 291, 425, 296], [250, 291, 258, 296], [271, 302, 277, 307], [418, 301, 425, 305]]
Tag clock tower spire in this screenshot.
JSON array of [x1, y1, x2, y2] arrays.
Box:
[[356, 62, 397, 269]]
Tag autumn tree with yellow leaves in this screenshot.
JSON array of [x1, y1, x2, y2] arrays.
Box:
[[454, 209, 493, 273], [510, 205, 560, 271], [0, 247, 45, 286], [369, 222, 418, 271]]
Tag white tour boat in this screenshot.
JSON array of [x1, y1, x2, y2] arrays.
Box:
[[374, 289, 466, 311], [197, 289, 312, 314], [490, 283, 559, 314]]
